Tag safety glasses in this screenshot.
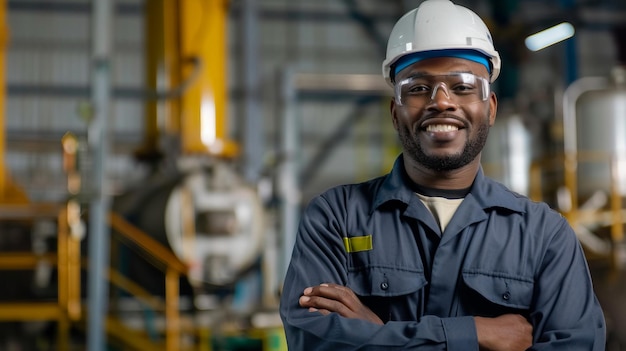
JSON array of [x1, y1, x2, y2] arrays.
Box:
[[395, 72, 490, 107]]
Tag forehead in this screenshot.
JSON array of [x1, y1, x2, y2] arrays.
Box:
[[395, 57, 489, 81]]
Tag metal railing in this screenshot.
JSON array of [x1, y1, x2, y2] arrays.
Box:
[[0, 201, 195, 351], [530, 151, 626, 269]]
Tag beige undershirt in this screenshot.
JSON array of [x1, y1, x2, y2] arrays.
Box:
[[416, 193, 464, 232]]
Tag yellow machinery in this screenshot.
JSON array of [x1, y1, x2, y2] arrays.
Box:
[[136, 0, 268, 298], [0, 0, 283, 350], [140, 0, 238, 159], [112, 1, 280, 349], [111, 0, 278, 349]]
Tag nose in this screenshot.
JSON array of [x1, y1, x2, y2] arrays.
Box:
[[427, 83, 457, 111], [429, 82, 450, 101]]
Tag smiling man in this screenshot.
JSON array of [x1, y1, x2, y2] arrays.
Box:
[[279, 0, 606, 350]]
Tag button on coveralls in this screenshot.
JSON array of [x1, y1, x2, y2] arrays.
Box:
[[280, 156, 606, 350]]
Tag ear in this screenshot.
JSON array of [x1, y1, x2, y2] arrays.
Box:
[[488, 91, 497, 126], [390, 98, 399, 131]]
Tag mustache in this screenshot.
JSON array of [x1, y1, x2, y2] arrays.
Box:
[[417, 112, 469, 129]]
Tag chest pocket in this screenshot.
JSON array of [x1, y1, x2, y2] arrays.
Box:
[[348, 266, 426, 296], [461, 271, 534, 317], [347, 266, 427, 322]]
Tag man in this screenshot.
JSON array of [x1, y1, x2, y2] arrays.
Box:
[[279, 0, 606, 350]]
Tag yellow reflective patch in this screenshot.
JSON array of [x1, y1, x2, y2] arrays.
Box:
[[343, 235, 373, 253]]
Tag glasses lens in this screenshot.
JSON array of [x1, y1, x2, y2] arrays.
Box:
[[395, 73, 489, 107]]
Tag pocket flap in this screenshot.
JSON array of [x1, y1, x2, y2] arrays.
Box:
[[348, 266, 427, 297], [462, 271, 533, 309]]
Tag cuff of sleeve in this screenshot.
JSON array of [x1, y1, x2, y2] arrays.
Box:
[[442, 316, 479, 351]]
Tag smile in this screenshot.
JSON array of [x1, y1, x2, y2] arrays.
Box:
[[425, 124, 459, 132]]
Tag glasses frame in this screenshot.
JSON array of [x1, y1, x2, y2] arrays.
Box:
[[394, 72, 490, 107]]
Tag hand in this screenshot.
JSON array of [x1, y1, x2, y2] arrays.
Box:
[[475, 314, 533, 351], [299, 283, 383, 325]]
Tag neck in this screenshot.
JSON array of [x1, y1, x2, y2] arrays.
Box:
[[402, 153, 480, 190]]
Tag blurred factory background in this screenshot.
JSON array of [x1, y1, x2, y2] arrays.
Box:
[[0, 0, 624, 350]]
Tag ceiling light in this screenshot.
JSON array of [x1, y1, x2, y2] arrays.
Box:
[[525, 22, 575, 52]]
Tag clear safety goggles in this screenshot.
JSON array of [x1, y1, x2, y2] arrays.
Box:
[[394, 72, 490, 107]]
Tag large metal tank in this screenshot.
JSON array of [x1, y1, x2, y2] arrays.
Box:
[[571, 66, 626, 198], [481, 108, 533, 196], [113, 160, 265, 294]]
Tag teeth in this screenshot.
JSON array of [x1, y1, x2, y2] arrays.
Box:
[[426, 124, 458, 132]]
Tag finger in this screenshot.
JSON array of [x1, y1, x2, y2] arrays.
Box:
[[307, 284, 358, 303], [316, 284, 361, 311], [300, 295, 341, 311], [303, 283, 347, 294], [319, 283, 355, 295], [301, 288, 383, 324], [299, 294, 352, 316], [299, 295, 308, 307], [299, 295, 315, 308], [301, 284, 364, 317]]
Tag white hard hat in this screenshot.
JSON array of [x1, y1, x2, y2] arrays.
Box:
[[382, 0, 501, 85]]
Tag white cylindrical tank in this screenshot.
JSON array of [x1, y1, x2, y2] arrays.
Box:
[[482, 111, 533, 196], [574, 66, 626, 198]]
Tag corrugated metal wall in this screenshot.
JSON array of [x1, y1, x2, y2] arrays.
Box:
[[6, 1, 146, 201], [4, 0, 623, 203]]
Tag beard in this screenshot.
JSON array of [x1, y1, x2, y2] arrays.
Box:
[[398, 113, 491, 172]]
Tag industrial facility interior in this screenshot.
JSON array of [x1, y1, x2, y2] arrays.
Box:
[[0, 0, 625, 350]]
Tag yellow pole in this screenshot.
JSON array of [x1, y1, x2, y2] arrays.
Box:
[[137, 0, 183, 160], [165, 268, 181, 351], [563, 152, 578, 223], [179, 0, 237, 157], [610, 156, 624, 242], [0, 0, 27, 204], [136, 0, 164, 161], [57, 207, 69, 351], [163, 0, 181, 135]]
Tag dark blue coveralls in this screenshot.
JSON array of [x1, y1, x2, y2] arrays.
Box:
[[280, 156, 606, 350]]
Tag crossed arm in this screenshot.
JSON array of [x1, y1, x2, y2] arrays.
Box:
[[283, 195, 605, 350], [299, 283, 533, 351]]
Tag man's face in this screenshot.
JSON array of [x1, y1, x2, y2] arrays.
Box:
[[390, 57, 497, 172]]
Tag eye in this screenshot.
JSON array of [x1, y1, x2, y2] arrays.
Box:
[[451, 84, 476, 94], [405, 83, 430, 95]]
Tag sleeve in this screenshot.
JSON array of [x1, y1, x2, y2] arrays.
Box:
[[530, 214, 606, 350], [279, 194, 479, 351]]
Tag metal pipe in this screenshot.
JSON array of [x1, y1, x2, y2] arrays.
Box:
[[0, 0, 6, 198], [8, 1, 141, 15], [562, 77, 608, 155], [300, 96, 377, 189], [242, 0, 263, 183], [278, 68, 300, 282], [562, 77, 607, 217], [86, 0, 113, 350]]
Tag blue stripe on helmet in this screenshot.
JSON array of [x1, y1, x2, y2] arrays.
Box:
[[393, 49, 491, 77]]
